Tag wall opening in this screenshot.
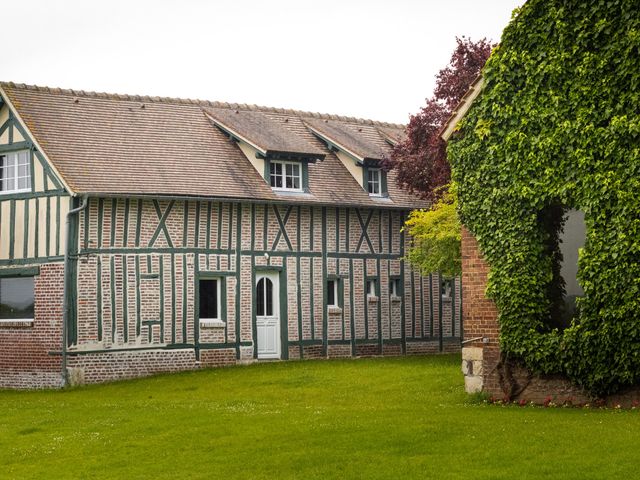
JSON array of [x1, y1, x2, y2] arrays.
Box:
[[539, 205, 585, 330]]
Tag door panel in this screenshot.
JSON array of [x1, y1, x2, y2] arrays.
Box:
[[256, 272, 280, 359]]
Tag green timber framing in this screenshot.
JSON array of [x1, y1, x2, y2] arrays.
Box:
[[65, 195, 462, 364], [0, 99, 69, 266]]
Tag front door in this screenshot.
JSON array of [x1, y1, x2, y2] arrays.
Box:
[[256, 272, 280, 359]]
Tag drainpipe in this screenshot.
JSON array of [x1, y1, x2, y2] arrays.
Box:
[[61, 195, 88, 387]]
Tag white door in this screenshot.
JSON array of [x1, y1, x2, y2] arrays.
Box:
[[256, 272, 280, 359]]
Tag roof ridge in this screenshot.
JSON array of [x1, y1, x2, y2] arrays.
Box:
[[0, 81, 406, 129]]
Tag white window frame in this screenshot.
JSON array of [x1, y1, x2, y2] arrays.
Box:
[[0, 276, 35, 324], [366, 279, 377, 298], [367, 168, 381, 197], [270, 160, 303, 192], [0, 150, 31, 195], [390, 278, 401, 298], [327, 279, 339, 307], [199, 277, 225, 327]]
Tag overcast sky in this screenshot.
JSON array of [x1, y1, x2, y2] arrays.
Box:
[[3, 0, 523, 124]]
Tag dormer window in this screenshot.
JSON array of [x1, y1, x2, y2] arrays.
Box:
[[367, 168, 381, 196], [270, 160, 302, 192], [0, 150, 31, 194]]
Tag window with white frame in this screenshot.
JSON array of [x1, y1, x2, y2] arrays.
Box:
[[367, 168, 381, 196], [390, 278, 401, 298], [199, 278, 223, 324], [327, 279, 339, 307], [270, 161, 302, 191], [0, 151, 31, 194], [366, 279, 377, 297], [0, 276, 35, 322]]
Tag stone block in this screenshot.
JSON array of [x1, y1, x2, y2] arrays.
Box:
[[464, 375, 483, 393], [462, 346, 483, 361], [67, 367, 85, 386], [472, 360, 483, 376]]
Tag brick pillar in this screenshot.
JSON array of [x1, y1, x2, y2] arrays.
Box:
[[460, 227, 499, 394]]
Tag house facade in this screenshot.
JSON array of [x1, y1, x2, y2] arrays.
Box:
[[0, 83, 461, 389]]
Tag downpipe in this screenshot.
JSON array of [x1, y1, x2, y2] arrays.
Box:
[[61, 195, 88, 387]]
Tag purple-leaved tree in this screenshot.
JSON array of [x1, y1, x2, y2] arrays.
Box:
[[383, 37, 493, 200]]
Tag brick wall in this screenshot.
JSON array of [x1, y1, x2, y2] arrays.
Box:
[[0, 263, 64, 389]]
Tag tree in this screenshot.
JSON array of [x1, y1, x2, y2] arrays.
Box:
[[387, 37, 493, 277], [383, 37, 493, 200], [403, 188, 461, 277]]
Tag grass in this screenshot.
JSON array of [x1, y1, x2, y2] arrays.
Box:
[[1, 355, 639, 479]]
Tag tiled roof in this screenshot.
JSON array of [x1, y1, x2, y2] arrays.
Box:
[[204, 107, 325, 158], [377, 126, 407, 146], [0, 82, 424, 209], [304, 118, 390, 162]]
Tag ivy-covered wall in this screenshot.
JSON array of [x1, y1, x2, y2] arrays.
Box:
[[449, 0, 640, 396]]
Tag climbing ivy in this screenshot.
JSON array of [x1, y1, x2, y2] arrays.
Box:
[[448, 0, 640, 396]]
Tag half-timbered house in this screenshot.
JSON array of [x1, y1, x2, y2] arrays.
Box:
[[0, 82, 461, 388]]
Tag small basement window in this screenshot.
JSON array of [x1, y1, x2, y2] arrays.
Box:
[[270, 160, 302, 191], [199, 278, 222, 324], [367, 168, 381, 196], [0, 276, 35, 322], [0, 151, 31, 194], [327, 279, 339, 307]]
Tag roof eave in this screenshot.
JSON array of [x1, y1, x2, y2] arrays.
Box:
[[439, 75, 485, 142], [0, 84, 76, 196], [304, 123, 366, 163], [77, 191, 417, 210], [204, 111, 268, 156]]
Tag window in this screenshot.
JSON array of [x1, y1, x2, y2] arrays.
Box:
[[270, 161, 302, 191], [366, 279, 377, 297], [327, 279, 339, 307], [367, 168, 381, 196], [0, 150, 31, 194], [0, 277, 35, 322], [199, 278, 221, 322], [256, 277, 274, 316], [390, 278, 401, 298], [441, 278, 453, 299]]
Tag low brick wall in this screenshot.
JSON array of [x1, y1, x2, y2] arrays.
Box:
[[66, 349, 198, 385]]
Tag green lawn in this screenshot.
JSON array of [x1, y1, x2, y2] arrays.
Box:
[[1, 355, 638, 479]]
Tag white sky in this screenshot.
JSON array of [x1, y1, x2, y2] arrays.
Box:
[[2, 0, 523, 124]]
